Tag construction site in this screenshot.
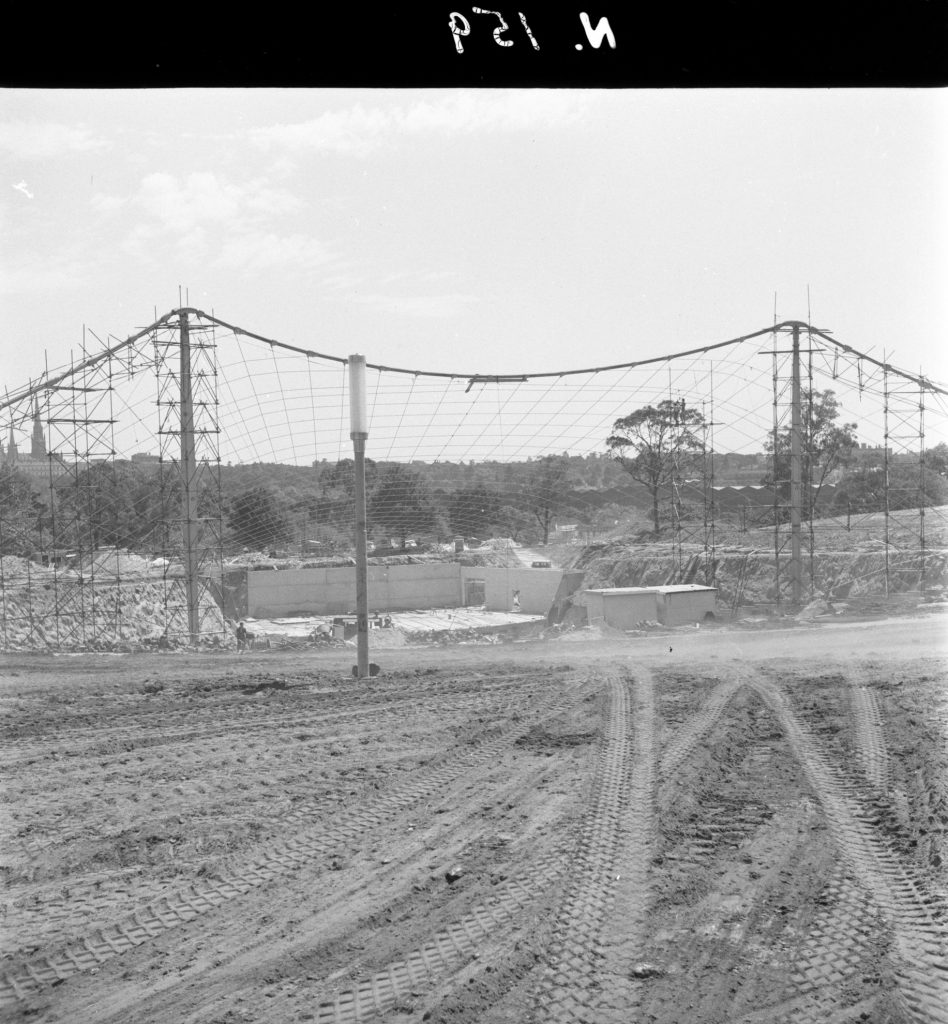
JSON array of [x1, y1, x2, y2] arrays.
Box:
[[1, 309, 947, 1023]]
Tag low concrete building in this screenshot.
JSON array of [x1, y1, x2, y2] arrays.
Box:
[[653, 584, 718, 626], [579, 588, 659, 630], [578, 584, 717, 629], [235, 562, 565, 618]]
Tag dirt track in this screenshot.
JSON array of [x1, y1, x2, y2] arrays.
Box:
[[1, 615, 947, 1023]]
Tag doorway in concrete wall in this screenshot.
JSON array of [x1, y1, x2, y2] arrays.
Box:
[[464, 579, 485, 606]]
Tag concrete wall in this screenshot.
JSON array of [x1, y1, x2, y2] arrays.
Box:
[[247, 563, 462, 617], [579, 590, 658, 629], [461, 566, 563, 615], [656, 589, 717, 626], [245, 562, 565, 618]]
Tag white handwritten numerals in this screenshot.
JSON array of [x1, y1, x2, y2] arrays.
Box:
[[449, 8, 538, 52], [449, 11, 616, 53], [518, 11, 540, 50], [472, 7, 514, 46], [448, 12, 472, 52]]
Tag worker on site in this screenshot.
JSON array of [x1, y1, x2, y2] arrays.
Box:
[[235, 621, 249, 652]]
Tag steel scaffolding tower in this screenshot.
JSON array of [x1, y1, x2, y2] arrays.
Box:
[[153, 310, 224, 646]]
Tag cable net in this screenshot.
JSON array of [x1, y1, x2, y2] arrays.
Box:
[[1, 309, 945, 650]]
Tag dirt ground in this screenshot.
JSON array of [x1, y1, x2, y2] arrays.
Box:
[[1, 612, 947, 1024]]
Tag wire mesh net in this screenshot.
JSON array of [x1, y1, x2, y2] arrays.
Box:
[[1, 309, 945, 650]]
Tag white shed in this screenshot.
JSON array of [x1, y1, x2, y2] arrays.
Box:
[[653, 584, 717, 625], [578, 584, 717, 629], [578, 588, 660, 629]]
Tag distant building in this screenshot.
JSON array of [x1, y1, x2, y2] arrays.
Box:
[[2, 402, 69, 497], [579, 584, 718, 628]]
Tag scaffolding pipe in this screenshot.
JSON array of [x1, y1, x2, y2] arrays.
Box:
[[179, 312, 201, 644], [919, 383, 926, 590], [790, 323, 803, 607], [883, 363, 890, 598]]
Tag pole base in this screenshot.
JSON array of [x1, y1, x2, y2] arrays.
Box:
[[352, 663, 381, 678]]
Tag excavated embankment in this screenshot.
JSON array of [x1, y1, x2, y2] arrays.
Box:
[[0, 555, 231, 652], [570, 542, 948, 610]]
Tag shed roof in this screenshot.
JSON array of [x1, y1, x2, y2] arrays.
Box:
[[583, 585, 716, 596]]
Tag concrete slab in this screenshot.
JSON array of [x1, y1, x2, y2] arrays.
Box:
[[243, 607, 545, 638]]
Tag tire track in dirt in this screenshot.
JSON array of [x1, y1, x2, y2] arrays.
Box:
[[849, 679, 891, 793], [0, 689, 584, 1012], [312, 850, 569, 1024], [3, 680, 560, 927], [596, 668, 657, 1022], [749, 677, 948, 1024], [3, 684, 543, 831], [781, 863, 889, 1024], [79, 731, 592, 1024], [0, 674, 551, 774], [659, 674, 748, 777], [528, 669, 650, 1022]]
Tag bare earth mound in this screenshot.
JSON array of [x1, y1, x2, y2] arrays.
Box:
[[1, 616, 946, 1023]]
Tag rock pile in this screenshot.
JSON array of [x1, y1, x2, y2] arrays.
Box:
[[572, 542, 948, 609], [0, 556, 232, 652]]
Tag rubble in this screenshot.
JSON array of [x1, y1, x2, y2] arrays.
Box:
[[0, 556, 232, 652]]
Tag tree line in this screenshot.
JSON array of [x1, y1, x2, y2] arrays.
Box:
[[1, 391, 945, 558]]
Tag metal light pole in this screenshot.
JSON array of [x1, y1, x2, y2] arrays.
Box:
[[348, 355, 370, 678]]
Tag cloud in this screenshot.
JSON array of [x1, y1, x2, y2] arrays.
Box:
[[0, 121, 107, 159], [12, 180, 33, 199], [94, 171, 303, 238], [250, 91, 585, 155], [135, 171, 302, 234], [354, 292, 478, 319], [95, 171, 316, 271], [91, 193, 125, 213], [0, 252, 87, 294], [212, 232, 334, 274]]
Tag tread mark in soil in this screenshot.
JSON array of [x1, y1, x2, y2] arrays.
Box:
[[849, 682, 891, 793], [528, 669, 654, 1022], [313, 851, 567, 1023], [660, 676, 747, 778], [0, 691, 582, 1011], [781, 863, 886, 1024], [596, 669, 656, 1022], [750, 677, 948, 1024]]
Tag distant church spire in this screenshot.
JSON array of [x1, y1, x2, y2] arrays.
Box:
[[31, 400, 46, 457], [7, 422, 17, 461]]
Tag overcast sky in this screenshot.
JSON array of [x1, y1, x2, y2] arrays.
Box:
[[2, 88, 946, 395]]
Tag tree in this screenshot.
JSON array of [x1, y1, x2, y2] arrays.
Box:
[[493, 504, 537, 544], [0, 466, 45, 555], [524, 454, 571, 545], [227, 486, 293, 551], [446, 484, 501, 537], [833, 460, 948, 515], [606, 399, 706, 536], [762, 389, 858, 517], [924, 442, 948, 478], [316, 457, 379, 531], [369, 464, 437, 549], [54, 461, 158, 550]]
